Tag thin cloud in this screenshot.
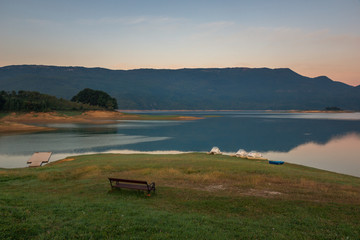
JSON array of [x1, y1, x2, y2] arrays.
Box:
[[77, 16, 187, 26], [25, 18, 62, 27], [199, 21, 235, 29]]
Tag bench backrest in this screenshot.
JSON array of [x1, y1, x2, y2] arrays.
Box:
[[108, 177, 148, 185]]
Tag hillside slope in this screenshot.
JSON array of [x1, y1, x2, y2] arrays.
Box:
[[0, 65, 359, 110]]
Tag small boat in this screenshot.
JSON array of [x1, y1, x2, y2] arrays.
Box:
[[208, 146, 222, 155], [268, 160, 284, 165], [247, 151, 267, 160], [235, 149, 248, 158]]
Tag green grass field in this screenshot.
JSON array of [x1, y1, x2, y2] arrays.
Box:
[[1, 153, 359, 239]]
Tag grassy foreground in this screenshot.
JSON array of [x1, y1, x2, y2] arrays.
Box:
[[1, 153, 359, 239]]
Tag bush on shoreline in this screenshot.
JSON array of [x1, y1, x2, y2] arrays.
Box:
[[71, 88, 118, 110]]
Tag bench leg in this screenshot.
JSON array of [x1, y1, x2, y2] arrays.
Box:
[[149, 182, 156, 194]]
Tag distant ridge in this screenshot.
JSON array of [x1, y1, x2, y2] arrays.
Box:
[[0, 65, 359, 110]]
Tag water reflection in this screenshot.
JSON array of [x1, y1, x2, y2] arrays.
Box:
[[265, 133, 360, 177], [0, 132, 170, 155], [123, 115, 360, 153], [124, 110, 360, 120], [261, 112, 360, 121]]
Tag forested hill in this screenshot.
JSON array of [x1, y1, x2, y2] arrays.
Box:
[[0, 65, 359, 110]]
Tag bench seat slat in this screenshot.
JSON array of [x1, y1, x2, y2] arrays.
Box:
[[108, 178, 147, 185], [113, 183, 148, 190], [108, 177, 155, 194]]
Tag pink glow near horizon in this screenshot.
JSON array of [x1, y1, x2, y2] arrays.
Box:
[[265, 133, 360, 177]]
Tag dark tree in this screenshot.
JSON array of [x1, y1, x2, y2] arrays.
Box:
[[71, 88, 118, 110], [0, 94, 5, 110], [0, 90, 102, 112]]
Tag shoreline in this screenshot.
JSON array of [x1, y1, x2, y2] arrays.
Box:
[[0, 110, 202, 134], [119, 109, 357, 113], [2, 150, 359, 179]]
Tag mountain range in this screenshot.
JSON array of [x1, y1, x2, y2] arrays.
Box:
[[0, 65, 359, 110]]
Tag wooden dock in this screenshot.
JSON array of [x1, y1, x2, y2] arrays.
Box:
[[27, 152, 52, 167]]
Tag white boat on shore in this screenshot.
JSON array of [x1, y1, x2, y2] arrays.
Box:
[[235, 149, 248, 158], [208, 146, 222, 155], [247, 151, 267, 160]]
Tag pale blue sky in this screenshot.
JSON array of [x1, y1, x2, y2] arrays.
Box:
[[1, 0, 360, 85]]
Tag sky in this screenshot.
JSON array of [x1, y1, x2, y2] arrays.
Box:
[[1, 0, 360, 86]]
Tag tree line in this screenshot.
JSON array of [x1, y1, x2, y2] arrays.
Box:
[[0, 89, 118, 112]]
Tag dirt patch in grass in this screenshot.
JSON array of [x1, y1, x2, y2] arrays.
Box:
[[205, 184, 226, 191], [242, 189, 283, 197]]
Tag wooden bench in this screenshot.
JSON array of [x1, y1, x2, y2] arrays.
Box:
[[108, 178, 156, 195]]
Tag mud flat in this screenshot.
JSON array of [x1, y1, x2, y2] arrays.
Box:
[[0, 110, 201, 134]]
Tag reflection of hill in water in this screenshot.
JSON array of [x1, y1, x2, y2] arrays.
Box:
[[121, 116, 360, 153], [264, 133, 360, 177], [1, 113, 360, 156]]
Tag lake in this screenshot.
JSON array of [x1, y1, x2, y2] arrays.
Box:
[[1, 111, 360, 177]]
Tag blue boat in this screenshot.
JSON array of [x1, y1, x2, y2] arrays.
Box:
[[269, 160, 284, 165]]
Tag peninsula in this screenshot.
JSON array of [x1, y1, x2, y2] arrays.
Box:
[[0, 110, 201, 134]]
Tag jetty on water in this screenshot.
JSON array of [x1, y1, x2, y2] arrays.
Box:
[[27, 152, 52, 167]]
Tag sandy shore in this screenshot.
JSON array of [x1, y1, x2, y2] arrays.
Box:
[[0, 110, 201, 134], [0, 121, 56, 134]]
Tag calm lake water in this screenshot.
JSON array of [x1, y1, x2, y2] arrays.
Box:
[[1, 111, 360, 177]]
